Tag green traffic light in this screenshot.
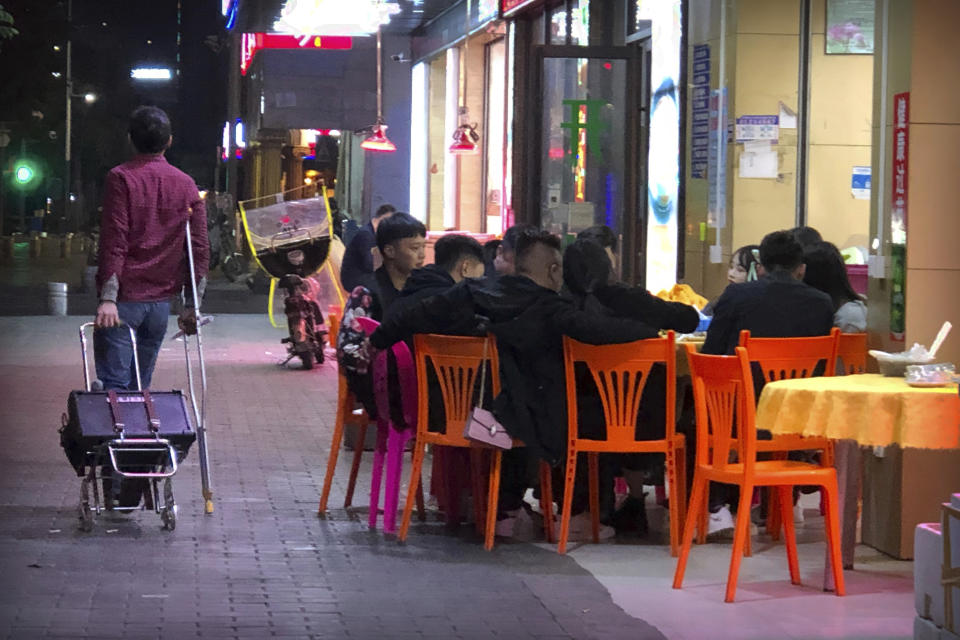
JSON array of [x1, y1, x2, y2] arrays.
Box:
[[15, 165, 34, 184]]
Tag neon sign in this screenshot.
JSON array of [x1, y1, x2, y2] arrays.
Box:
[[241, 33, 353, 75]]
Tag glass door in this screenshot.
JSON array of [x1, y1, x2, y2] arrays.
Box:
[[533, 46, 644, 283]]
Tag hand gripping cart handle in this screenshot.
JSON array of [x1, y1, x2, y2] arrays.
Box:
[[79, 322, 177, 481]]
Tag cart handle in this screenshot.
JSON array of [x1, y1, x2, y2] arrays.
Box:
[[79, 322, 142, 392], [107, 438, 179, 479]]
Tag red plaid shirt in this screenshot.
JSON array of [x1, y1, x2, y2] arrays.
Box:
[[97, 154, 209, 303]]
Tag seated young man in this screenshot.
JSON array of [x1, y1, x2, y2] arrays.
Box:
[[699, 229, 834, 531], [702, 229, 833, 355], [371, 229, 657, 539], [492, 223, 535, 277], [394, 233, 485, 312], [360, 211, 426, 322]]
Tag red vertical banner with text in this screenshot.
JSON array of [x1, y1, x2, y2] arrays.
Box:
[[889, 92, 909, 341]]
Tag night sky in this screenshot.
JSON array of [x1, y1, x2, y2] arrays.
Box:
[[0, 0, 226, 229]]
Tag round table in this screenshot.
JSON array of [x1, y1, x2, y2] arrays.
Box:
[[756, 374, 960, 450]]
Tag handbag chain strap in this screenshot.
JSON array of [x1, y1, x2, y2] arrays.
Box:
[[476, 336, 488, 410]]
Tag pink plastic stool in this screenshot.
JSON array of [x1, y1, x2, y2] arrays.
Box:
[[359, 317, 421, 534]]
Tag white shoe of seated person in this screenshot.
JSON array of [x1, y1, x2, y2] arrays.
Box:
[[523, 487, 558, 517], [794, 502, 805, 524], [554, 512, 616, 542], [708, 505, 735, 536]]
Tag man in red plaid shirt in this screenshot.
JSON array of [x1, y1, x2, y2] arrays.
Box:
[[93, 106, 208, 391]]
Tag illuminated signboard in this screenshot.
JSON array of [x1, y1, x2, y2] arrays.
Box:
[[240, 33, 353, 75], [501, 0, 539, 17]]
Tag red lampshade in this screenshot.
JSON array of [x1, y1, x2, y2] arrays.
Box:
[[361, 124, 396, 153], [448, 127, 478, 155]]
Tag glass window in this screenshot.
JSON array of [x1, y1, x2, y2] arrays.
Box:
[[549, 3, 568, 44], [484, 39, 508, 234]]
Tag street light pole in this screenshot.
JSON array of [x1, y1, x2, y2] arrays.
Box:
[[64, 0, 73, 232]]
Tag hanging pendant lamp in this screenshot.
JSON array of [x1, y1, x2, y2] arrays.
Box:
[[449, 0, 479, 155], [361, 24, 396, 153]]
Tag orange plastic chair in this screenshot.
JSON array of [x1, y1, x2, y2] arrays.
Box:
[[399, 334, 510, 551], [673, 346, 845, 602], [737, 328, 840, 541], [836, 332, 868, 375], [541, 332, 685, 556], [317, 309, 371, 514]]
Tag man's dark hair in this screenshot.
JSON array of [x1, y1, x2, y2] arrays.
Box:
[[434, 234, 483, 273], [791, 226, 823, 249], [501, 224, 536, 251], [759, 230, 804, 272], [514, 228, 562, 274], [376, 212, 426, 252], [483, 239, 501, 265], [577, 225, 618, 253], [374, 203, 396, 219], [128, 106, 172, 154]]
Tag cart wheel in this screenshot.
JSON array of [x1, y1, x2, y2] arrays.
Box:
[[78, 480, 93, 532], [299, 350, 314, 370], [161, 479, 177, 531], [314, 348, 325, 365], [161, 507, 177, 531]]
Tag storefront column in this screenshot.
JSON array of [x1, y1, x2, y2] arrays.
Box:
[[869, 0, 960, 365]]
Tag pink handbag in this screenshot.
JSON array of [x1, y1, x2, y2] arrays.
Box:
[[463, 338, 513, 450]]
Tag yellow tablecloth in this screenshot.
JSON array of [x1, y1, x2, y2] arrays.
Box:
[[756, 374, 960, 449]]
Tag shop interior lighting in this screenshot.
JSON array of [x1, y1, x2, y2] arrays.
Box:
[[449, 0, 479, 155], [131, 67, 173, 80], [360, 25, 396, 153], [273, 0, 400, 36]]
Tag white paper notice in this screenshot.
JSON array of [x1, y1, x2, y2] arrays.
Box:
[[779, 101, 798, 129], [739, 144, 778, 179], [709, 244, 723, 264]]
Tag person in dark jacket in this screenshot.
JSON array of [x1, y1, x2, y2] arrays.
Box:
[[371, 230, 656, 538], [493, 224, 535, 276], [390, 234, 485, 526], [340, 203, 395, 292], [563, 237, 700, 532], [700, 229, 834, 532], [702, 230, 834, 356], [359, 212, 426, 322]]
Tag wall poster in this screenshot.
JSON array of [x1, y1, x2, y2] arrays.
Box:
[[826, 0, 875, 54]]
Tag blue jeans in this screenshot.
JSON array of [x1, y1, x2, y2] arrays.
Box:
[[94, 301, 170, 390]]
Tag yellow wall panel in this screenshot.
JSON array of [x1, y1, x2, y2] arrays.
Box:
[[905, 124, 960, 271], [806, 144, 872, 248], [808, 34, 873, 147], [910, 0, 960, 125], [904, 267, 960, 366], [734, 34, 799, 114], [736, 0, 800, 35]]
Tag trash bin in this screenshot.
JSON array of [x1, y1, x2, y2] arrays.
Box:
[[47, 282, 68, 316]]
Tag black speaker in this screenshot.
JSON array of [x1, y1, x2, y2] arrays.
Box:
[[60, 390, 196, 476]]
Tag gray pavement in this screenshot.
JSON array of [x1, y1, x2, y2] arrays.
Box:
[[0, 315, 667, 640]]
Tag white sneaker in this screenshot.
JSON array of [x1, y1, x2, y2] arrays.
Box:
[[495, 507, 537, 542], [522, 487, 557, 516], [555, 512, 616, 542], [794, 503, 805, 524], [708, 506, 735, 535]]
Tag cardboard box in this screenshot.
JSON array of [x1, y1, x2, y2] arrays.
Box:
[[862, 445, 960, 559]]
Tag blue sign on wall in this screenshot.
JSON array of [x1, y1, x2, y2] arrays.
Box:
[[690, 44, 710, 179]]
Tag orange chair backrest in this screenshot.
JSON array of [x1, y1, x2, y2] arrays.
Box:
[[836, 332, 867, 375], [685, 345, 757, 472], [327, 312, 340, 350], [562, 332, 676, 448], [738, 327, 840, 382], [413, 333, 501, 446]]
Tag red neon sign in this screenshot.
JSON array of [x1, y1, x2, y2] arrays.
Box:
[[502, 0, 539, 16], [241, 33, 353, 75]]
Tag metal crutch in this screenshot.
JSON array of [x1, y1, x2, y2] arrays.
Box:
[[184, 218, 214, 514]]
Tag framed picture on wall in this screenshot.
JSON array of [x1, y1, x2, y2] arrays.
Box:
[[825, 0, 875, 54]]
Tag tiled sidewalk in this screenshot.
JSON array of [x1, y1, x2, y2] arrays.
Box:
[[0, 315, 666, 640]]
